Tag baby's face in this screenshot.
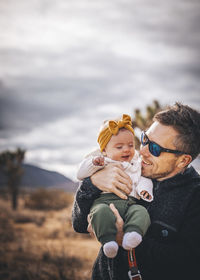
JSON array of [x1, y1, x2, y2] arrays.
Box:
[[104, 129, 135, 162]]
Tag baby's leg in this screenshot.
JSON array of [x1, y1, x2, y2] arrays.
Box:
[[122, 204, 150, 250], [122, 232, 142, 250], [103, 241, 119, 258], [90, 203, 118, 258]]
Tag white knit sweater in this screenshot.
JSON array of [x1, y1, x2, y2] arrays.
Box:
[[77, 149, 153, 202]]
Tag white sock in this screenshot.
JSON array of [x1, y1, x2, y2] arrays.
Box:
[[122, 232, 142, 250], [103, 241, 119, 258]]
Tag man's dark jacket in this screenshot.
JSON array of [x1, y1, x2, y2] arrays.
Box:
[[72, 166, 200, 280]]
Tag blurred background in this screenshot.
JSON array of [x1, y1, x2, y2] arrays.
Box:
[[1, 0, 200, 180], [0, 0, 200, 279]]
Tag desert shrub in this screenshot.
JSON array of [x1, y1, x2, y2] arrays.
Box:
[[47, 229, 60, 239], [0, 189, 9, 200], [0, 216, 15, 242], [13, 213, 46, 226], [41, 251, 83, 280], [24, 189, 73, 211], [0, 248, 84, 280]]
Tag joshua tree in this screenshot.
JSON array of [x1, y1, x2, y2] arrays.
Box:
[[0, 148, 26, 210], [132, 100, 164, 149]]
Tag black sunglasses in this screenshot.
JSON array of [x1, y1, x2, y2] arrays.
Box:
[[141, 131, 185, 157]]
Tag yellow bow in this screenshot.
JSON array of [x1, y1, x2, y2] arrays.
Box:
[[108, 114, 133, 135], [97, 114, 134, 152]]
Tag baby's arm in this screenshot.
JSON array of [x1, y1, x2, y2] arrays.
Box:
[[77, 156, 105, 181], [136, 176, 154, 202], [92, 156, 105, 166], [140, 190, 152, 201]]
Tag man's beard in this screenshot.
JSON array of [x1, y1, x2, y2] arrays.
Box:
[[141, 166, 175, 180]]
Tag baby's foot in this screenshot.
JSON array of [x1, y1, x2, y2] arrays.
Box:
[[103, 241, 119, 258], [122, 232, 142, 250]]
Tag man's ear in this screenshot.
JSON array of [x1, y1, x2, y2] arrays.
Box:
[[177, 154, 192, 168]]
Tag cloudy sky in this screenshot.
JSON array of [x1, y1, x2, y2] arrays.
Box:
[[0, 0, 200, 181]]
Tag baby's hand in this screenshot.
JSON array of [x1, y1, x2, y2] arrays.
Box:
[[140, 190, 152, 201], [92, 156, 105, 166]]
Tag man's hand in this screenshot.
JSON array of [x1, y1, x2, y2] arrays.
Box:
[[91, 163, 132, 199], [87, 204, 124, 246], [87, 215, 96, 238], [110, 203, 124, 246]]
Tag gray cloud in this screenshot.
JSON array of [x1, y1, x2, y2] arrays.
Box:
[[0, 0, 200, 179]]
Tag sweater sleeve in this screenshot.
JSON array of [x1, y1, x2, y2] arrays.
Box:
[[136, 176, 154, 202], [77, 157, 105, 181], [71, 177, 102, 233], [136, 188, 200, 274]]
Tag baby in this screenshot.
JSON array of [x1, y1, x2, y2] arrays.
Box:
[[77, 114, 153, 258]]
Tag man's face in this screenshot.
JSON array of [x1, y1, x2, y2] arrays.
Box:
[[140, 121, 183, 181]]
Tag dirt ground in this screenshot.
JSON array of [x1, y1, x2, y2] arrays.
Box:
[[0, 193, 100, 280]]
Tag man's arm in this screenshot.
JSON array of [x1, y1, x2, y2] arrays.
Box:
[[136, 189, 200, 269], [111, 190, 200, 273], [72, 163, 133, 233], [72, 177, 102, 233]]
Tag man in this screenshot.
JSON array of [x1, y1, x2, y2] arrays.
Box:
[[72, 102, 200, 280]]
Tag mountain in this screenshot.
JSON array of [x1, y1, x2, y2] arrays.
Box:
[[0, 163, 79, 192], [0, 158, 199, 192]]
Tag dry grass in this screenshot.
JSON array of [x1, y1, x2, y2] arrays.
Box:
[[0, 190, 100, 280], [24, 188, 74, 211]]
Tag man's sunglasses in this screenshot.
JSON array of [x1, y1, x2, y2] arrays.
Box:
[[141, 131, 185, 157]]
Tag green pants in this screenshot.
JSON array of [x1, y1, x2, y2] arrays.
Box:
[[90, 193, 151, 245]]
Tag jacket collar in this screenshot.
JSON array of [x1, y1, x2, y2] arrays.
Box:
[[153, 166, 200, 190]]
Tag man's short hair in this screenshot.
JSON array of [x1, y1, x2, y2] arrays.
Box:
[[154, 102, 200, 160]]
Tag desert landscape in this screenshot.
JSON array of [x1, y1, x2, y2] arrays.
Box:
[[0, 189, 100, 280]]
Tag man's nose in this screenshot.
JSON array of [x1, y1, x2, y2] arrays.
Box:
[[140, 144, 150, 156]]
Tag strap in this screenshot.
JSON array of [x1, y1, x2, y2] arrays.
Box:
[[128, 249, 142, 280], [128, 248, 138, 268]]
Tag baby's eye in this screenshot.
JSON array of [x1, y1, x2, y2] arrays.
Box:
[[116, 146, 122, 149], [129, 144, 133, 148]]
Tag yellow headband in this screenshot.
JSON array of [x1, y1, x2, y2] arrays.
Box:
[[97, 114, 134, 152]]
